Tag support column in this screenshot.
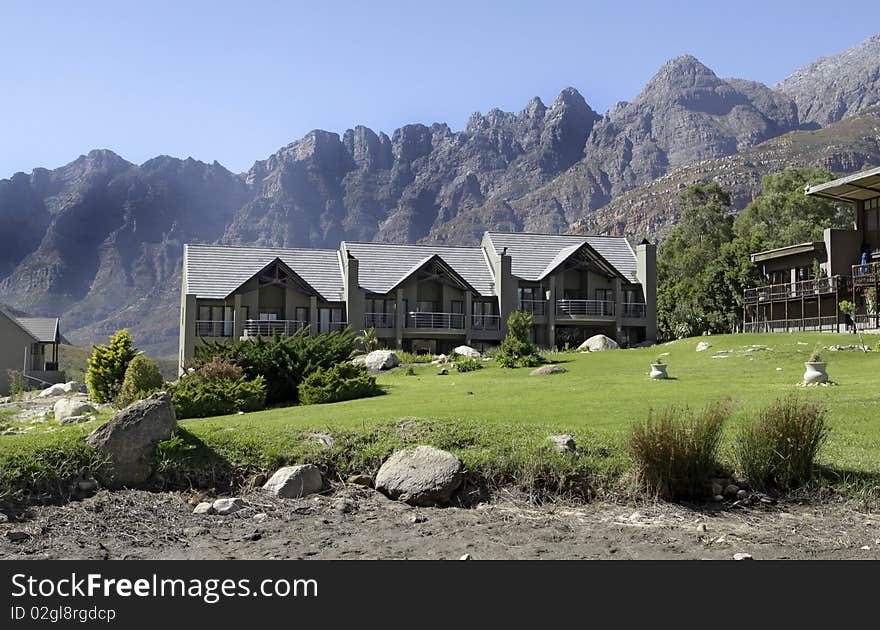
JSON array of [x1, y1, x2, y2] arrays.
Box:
[[395, 288, 405, 349], [233, 294, 243, 340], [309, 296, 318, 337], [464, 292, 472, 345], [613, 278, 623, 344], [547, 276, 557, 348]]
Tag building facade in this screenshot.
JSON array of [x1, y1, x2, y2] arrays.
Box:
[[178, 232, 657, 373], [743, 166, 880, 332], [0, 309, 64, 395]]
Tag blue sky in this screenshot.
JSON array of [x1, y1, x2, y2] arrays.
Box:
[[1, 0, 878, 177]]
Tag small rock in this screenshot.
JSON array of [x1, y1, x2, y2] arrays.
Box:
[[333, 498, 356, 514], [411, 514, 427, 524], [183, 526, 209, 536], [253, 513, 269, 523], [347, 474, 374, 488], [547, 434, 576, 454], [307, 432, 335, 450], [60, 415, 89, 425], [242, 531, 262, 542], [733, 553, 753, 561], [713, 494, 724, 502], [375, 445, 464, 507], [696, 341, 712, 352], [438, 368, 448, 376], [263, 464, 323, 499], [696, 523, 707, 533], [723, 484, 740, 498], [860, 545, 871, 551], [459, 553, 472, 560], [6, 531, 30, 542], [0, 513, 8, 524], [77, 479, 99, 493], [193, 502, 215, 515], [212, 497, 245, 515], [530, 365, 566, 376], [711, 481, 724, 496], [736, 489, 748, 500]]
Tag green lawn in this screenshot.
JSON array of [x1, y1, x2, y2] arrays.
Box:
[[4, 332, 880, 502]]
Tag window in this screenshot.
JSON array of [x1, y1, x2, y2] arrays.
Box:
[[318, 307, 344, 334], [595, 289, 613, 302], [295, 307, 308, 323], [450, 300, 463, 314]]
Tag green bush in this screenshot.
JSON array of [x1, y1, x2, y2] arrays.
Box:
[[454, 356, 484, 372], [496, 311, 542, 368], [396, 351, 435, 364], [86, 330, 139, 403], [170, 375, 267, 419], [195, 327, 355, 405], [628, 400, 730, 500], [298, 363, 381, 405], [734, 396, 827, 490], [116, 355, 164, 408]]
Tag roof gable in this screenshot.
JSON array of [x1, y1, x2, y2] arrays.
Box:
[[387, 254, 479, 294]]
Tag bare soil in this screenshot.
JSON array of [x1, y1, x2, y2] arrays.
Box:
[[2, 487, 879, 560]]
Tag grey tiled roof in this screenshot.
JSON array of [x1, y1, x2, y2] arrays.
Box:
[[343, 242, 495, 297], [14, 317, 60, 343], [485, 232, 639, 283], [184, 245, 345, 302]]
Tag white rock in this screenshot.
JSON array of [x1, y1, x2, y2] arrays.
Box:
[[577, 334, 619, 352], [547, 434, 576, 454], [363, 350, 399, 371], [38, 384, 67, 398], [212, 497, 245, 515], [375, 445, 464, 506], [263, 464, 323, 499], [530, 365, 566, 376], [54, 398, 95, 422], [453, 345, 481, 358], [459, 553, 472, 560], [696, 341, 712, 352], [733, 553, 753, 561], [193, 502, 214, 515]]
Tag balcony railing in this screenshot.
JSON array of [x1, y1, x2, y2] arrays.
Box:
[[316, 321, 348, 334], [196, 320, 233, 337], [243, 319, 309, 337], [518, 299, 546, 316], [556, 299, 615, 318], [406, 312, 465, 329], [364, 312, 395, 328], [852, 262, 880, 287], [743, 276, 843, 304], [471, 314, 501, 331], [743, 316, 839, 334], [622, 302, 647, 319]]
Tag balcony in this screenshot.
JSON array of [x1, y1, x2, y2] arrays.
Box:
[[244, 319, 309, 337], [743, 276, 844, 304], [196, 320, 233, 337], [556, 299, 615, 318], [852, 262, 880, 288], [365, 312, 395, 328], [471, 314, 501, 331], [622, 302, 647, 319], [519, 299, 546, 316], [406, 312, 465, 329]]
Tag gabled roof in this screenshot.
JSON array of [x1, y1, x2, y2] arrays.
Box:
[[485, 232, 639, 283], [0, 308, 60, 343], [342, 242, 495, 297], [537, 241, 627, 281], [184, 244, 345, 302], [805, 166, 880, 203], [387, 254, 479, 294]]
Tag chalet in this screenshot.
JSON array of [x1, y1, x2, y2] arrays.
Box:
[[743, 166, 880, 332], [178, 232, 657, 373], [0, 308, 64, 395]]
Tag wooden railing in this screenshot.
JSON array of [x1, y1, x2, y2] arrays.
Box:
[[852, 262, 880, 287], [743, 276, 843, 305]]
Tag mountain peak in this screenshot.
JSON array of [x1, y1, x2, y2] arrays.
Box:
[[637, 55, 721, 101]]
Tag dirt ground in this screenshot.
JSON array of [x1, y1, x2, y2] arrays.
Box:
[[2, 486, 879, 560]]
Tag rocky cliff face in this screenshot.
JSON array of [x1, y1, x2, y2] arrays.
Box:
[[1, 34, 878, 355], [776, 33, 880, 127]]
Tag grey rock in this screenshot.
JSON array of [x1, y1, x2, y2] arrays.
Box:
[[724, 484, 740, 498], [713, 494, 725, 502], [375, 445, 464, 506], [733, 552, 754, 561], [76, 479, 98, 493], [6, 531, 30, 542], [736, 489, 748, 500], [307, 432, 335, 450], [263, 464, 324, 499], [530, 365, 566, 376], [54, 399, 95, 422], [452, 345, 481, 358], [547, 434, 577, 454], [696, 341, 712, 352], [363, 350, 399, 371], [60, 415, 89, 425], [578, 334, 619, 352], [37, 383, 67, 398], [347, 474, 374, 488], [333, 498, 356, 514], [0, 513, 8, 523], [460, 553, 472, 560], [212, 497, 246, 515], [193, 502, 214, 515], [84, 392, 176, 487]]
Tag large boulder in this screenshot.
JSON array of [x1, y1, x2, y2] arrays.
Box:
[[453, 345, 481, 358], [54, 398, 95, 422], [37, 383, 67, 398], [530, 365, 566, 376], [375, 445, 464, 506], [364, 350, 400, 371], [263, 464, 324, 498], [578, 334, 619, 352], [85, 392, 176, 487]]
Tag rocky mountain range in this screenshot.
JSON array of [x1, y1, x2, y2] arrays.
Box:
[[1, 33, 879, 355]]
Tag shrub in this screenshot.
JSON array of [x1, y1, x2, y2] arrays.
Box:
[[195, 327, 355, 405], [355, 327, 380, 353], [496, 310, 542, 368], [187, 357, 243, 385], [170, 375, 266, 419], [298, 363, 381, 405], [87, 330, 139, 403], [734, 396, 827, 490], [6, 369, 25, 398], [454, 356, 484, 372], [628, 400, 730, 500], [838, 300, 854, 315], [116, 355, 164, 408], [396, 351, 435, 364]]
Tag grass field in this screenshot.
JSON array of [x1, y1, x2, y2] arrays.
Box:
[[4, 332, 880, 502]]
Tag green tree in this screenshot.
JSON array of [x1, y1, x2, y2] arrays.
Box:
[[496, 310, 541, 368], [86, 329, 139, 403], [116, 354, 164, 408]]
